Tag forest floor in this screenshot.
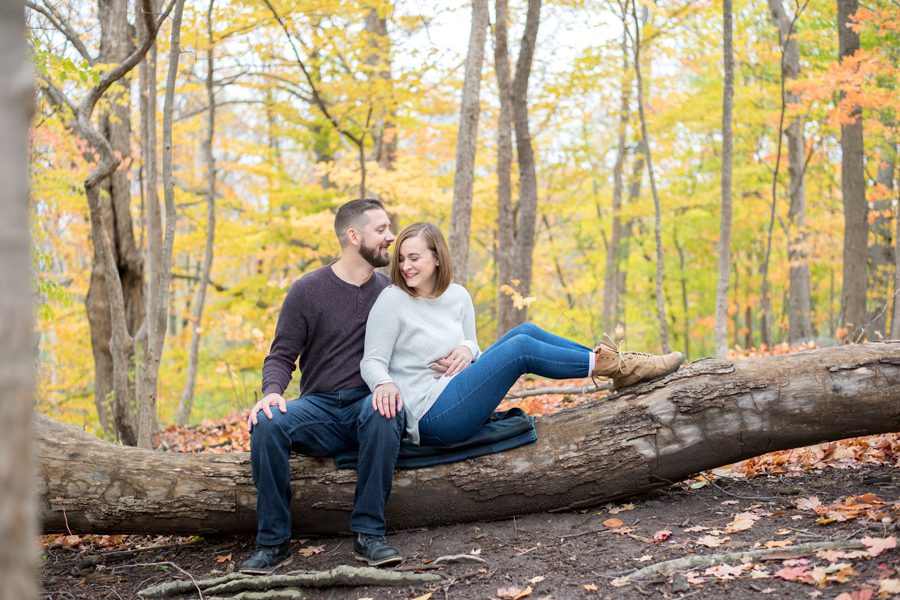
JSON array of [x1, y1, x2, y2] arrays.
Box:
[[40, 459, 898, 599]]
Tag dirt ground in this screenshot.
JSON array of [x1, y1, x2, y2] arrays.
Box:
[[41, 463, 899, 599]]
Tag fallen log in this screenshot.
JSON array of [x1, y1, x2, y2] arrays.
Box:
[[38, 341, 900, 536]]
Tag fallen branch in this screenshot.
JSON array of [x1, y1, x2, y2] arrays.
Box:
[[615, 539, 868, 584], [138, 565, 443, 598]]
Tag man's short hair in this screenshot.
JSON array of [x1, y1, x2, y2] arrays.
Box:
[[334, 198, 385, 246]]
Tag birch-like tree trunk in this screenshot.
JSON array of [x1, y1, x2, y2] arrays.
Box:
[[0, 4, 38, 595], [449, 0, 488, 286], [768, 0, 814, 345], [494, 0, 516, 337], [715, 0, 734, 359], [603, 4, 631, 338], [178, 0, 218, 426], [631, 1, 670, 352], [137, 0, 161, 444], [510, 0, 542, 326], [837, 0, 869, 342], [137, 0, 186, 448]]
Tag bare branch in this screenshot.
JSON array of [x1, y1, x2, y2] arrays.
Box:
[[261, 0, 363, 146], [25, 0, 93, 64]]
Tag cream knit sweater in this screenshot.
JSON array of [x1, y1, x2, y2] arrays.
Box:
[[360, 284, 481, 444]]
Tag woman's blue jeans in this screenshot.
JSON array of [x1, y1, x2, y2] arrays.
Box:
[[418, 323, 591, 446]]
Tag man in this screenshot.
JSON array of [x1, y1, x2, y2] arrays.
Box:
[[241, 198, 406, 574]]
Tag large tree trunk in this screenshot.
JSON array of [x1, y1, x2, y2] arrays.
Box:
[[37, 342, 900, 536], [1, 3, 38, 596], [448, 0, 488, 287], [715, 0, 734, 359], [837, 0, 868, 342], [87, 0, 145, 443]]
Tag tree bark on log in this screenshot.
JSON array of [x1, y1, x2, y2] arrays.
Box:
[[38, 342, 900, 537]]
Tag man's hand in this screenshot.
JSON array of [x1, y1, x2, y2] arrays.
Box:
[[441, 345, 473, 378], [429, 356, 452, 379], [247, 392, 287, 431], [373, 382, 403, 419]]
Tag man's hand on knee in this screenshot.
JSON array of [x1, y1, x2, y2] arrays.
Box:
[[248, 393, 287, 431]]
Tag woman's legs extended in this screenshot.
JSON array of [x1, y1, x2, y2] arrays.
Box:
[[419, 326, 591, 445], [483, 322, 591, 357]]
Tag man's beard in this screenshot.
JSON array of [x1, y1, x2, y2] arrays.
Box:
[[359, 236, 390, 268]]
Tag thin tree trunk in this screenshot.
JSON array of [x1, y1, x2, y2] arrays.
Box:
[[137, 0, 161, 445], [715, 0, 734, 359], [36, 342, 900, 536], [616, 142, 646, 335], [0, 4, 38, 595], [136, 0, 186, 448], [365, 5, 396, 171], [449, 0, 488, 286], [603, 6, 631, 337], [674, 230, 691, 360], [630, 1, 670, 352], [494, 0, 516, 337], [837, 0, 868, 342], [178, 0, 217, 426], [510, 0, 542, 326], [893, 163, 900, 337], [768, 0, 814, 345], [868, 144, 895, 338]]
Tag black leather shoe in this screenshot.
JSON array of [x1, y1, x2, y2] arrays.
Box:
[[353, 533, 402, 567], [239, 541, 293, 574]]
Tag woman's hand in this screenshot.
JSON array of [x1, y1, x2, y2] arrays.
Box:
[[442, 345, 474, 377], [373, 382, 403, 419]]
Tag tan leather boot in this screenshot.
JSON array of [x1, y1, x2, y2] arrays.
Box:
[[592, 341, 685, 390]]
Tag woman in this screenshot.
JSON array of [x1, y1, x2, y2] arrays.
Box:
[[360, 222, 684, 446]]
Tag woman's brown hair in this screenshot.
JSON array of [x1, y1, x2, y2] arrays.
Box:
[[391, 222, 453, 297]]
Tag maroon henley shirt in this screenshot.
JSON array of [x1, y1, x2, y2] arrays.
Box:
[[261, 265, 389, 398]]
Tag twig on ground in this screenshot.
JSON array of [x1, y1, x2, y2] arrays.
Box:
[[432, 553, 487, 565], [76, 540, 203, 570], [701, 473, 784, 501], [615, 538, 867, 584], [559, 528, 615, 541]]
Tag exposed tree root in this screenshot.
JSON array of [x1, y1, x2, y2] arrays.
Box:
[[138, 565, 443, 598], [615, 539, 867, 584]]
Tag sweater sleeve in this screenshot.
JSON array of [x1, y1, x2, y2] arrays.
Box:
[[261, 280, 308, 395], [360, 289, 399, 391], [458, 287, 481, 361]]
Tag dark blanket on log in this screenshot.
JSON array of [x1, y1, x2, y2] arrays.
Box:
[[333, 408, 537, 469]]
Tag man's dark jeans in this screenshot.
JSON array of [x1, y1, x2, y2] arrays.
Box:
[[250, 387, 403, 545]]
